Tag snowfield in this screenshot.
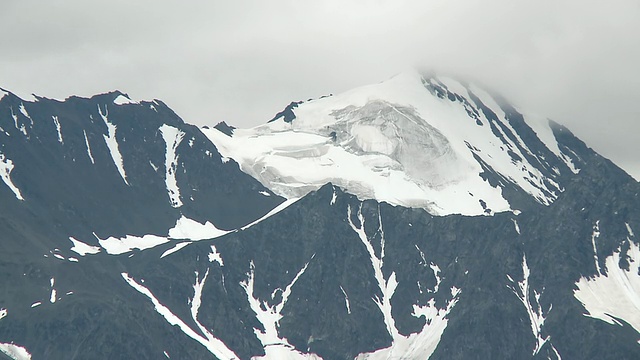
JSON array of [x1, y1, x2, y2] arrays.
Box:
[[574, 224, 640, 335], [203, 71, 576, 216]]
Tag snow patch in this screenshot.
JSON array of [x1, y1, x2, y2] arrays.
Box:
[[81, 215, 229, 257], [591, 220, 601, 274], [160, 242, 191, 258], [114, 94, 138, 105], [98, 105, 129, 185], [83, 130, 95, 164], [0, 343, 32, 360], [574, 238, 640, 335], [18, 103, 31, 122], [241, 198, 300, 231], [69, 237, 101, 256], [626, 223, 635, 238], [208, 245, 224, 266], [415, 244, 427, 266], [159, 125, 186, 207], [512, 219, 521, 234], [429, 263, 442, 293], [49, 278, 56, 303], [0, 152, 24, 200], [168, 216, 230, 241], [10, 107, 27, 136], [340, 285, 351, 315], [98, 233, 169, 255], [52, 116, 63, 144]]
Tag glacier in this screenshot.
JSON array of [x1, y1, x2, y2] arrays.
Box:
[[204, 71, 576, 216]]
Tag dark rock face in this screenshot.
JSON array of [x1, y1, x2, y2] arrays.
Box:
[[268, 101, 303, 123], [0, 91, 283, 234], [0, 88, 639, 360], [214, 121, 236, 137], [0, 91, 283, 358]]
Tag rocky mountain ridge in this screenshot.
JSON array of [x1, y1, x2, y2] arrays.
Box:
[[0, 74, 638, 359]]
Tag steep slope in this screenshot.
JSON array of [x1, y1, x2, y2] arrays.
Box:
[[0, 89, 283, 242], [0, 90, 284, 359], [204, 71, 579, 216], [1, 76, 639, 360]]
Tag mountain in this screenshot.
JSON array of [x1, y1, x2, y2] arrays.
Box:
[[0, 72, 639, 360], [0, 89, 283, 358], [204, 72, 578, 216]]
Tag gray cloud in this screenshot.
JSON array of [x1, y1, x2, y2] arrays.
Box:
[[1, 0, 638, 178]]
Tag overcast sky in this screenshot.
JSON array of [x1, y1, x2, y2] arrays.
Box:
[[1, 1, 638, 179]]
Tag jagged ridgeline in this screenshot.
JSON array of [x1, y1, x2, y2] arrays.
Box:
[[0, 73, 638, 359]]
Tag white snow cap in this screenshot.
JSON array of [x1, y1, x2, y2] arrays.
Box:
[[204, 70, 577, 216], [113, 93, 139, 105]]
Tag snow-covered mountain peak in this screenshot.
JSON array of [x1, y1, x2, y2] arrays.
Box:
[[203, 71, 581, 216]]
